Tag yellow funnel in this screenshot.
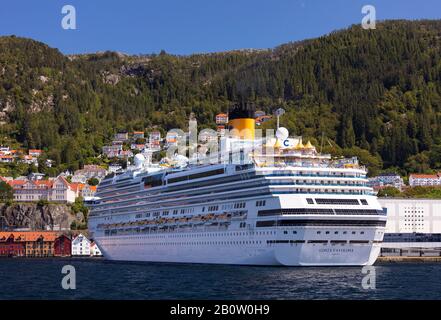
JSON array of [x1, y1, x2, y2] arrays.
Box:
[[228, 103, 256, 140], [229, 118, 255, 140]]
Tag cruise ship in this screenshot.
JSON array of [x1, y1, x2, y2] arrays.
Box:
[[88, 104, 386, 266]]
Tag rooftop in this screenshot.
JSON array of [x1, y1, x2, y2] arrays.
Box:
[[0, 231, 58, 242], [410, 173, 440, 179]]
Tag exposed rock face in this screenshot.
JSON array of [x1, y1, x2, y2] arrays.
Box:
[[101, 71, 121, 85], [0, 203, 74, 230]]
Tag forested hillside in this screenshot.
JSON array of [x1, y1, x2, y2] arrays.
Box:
[[1, 19, 441, 176]]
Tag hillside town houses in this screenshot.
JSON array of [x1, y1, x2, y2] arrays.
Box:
[[71, 165, 107, 183], [102, 130, 162, 158], [0, 146, 53, 167]]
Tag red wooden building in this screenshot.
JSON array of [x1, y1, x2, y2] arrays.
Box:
[[0, 232, 72, 257], [54, 234, 71, 257], [0, 233, 26, 257]]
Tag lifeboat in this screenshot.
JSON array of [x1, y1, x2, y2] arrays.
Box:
[[217, 213, 228, 220]]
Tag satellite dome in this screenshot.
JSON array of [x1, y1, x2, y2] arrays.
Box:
[[134, 153, 145, 167], [276, 127, 289, 141], [173, 154, 189, 168]]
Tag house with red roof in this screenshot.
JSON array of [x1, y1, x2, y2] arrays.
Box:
[[133, 131, 145, 139], [215, 113, 228, 124], [0, 155, 14, 163], [28, 149, 42, 157], [409, 173, 441, 187], [6, 176, 76, 203], [69, 183, 97, 198], [0, 231, 70, 257]]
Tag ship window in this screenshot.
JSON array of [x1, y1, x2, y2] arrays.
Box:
[[143, 174, 164, 188], [360, 199, 368, 205], [234, 202, 246, 209], [168, 168, 225, 184], [306, 198, 314, 204], [315, 199, 360, 205]]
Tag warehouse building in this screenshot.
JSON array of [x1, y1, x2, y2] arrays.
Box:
[[379, 198, 441, 256]]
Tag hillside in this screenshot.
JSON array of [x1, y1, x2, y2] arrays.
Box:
[[1, 20, 441, 176]]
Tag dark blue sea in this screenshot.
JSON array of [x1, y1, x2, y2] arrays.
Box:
[[1, 258, 440, 299]]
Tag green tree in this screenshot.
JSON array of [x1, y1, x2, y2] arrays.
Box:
[[404, 152, 431, 173], [0, 181, 13, 202], [87, 177, 99, 186], [71, 197, 89, 224], [377, 187, 401, 198]]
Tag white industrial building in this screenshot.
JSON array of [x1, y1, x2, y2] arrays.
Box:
[[380, 198, 441, 234], [379, 198, 441, 255]]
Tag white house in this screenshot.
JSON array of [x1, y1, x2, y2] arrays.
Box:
[[71, 233, 91, 256], [28, 149, 42, 157], [71, 174, 87, 184], [9, 176, 76, 203], [74, 165, 107, 181], [369, 173, 405, 191], [0, 146, 10, 153], [108, 164, 122, 173], [52, 176, 76, 203], [90, 242, 103, 256], [409, 173, 441, 187]]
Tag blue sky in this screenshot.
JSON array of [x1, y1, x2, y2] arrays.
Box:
[[1, 0, 440, 55]]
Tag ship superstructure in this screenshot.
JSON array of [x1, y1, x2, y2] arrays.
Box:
[[88, 105, 386, 266]]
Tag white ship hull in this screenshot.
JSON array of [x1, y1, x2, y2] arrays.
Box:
[[94, 228, 383, 266]]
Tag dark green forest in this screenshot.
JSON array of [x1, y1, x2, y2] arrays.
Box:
[[1, 20, 441, 176]]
